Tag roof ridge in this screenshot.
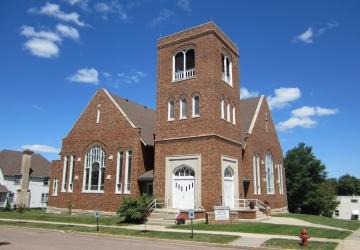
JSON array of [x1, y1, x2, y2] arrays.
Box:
[[106, 89, 156, 112]]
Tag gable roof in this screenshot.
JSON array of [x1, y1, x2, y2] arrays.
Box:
[[0, 183, 9, 193], [104, 89, 156, 146], [0, 150, 50, 178], [239, 96, 263, 142]]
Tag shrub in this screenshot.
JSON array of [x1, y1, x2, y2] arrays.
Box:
[[175, 213, 186, 225], [4, 198, 12, 211], [117, 194, 153, 224]]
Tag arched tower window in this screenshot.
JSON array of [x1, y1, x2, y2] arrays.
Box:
[[221, 53, 232, 86], [192, 95, 200, 117], [83, 146, 106, 192], [265, 152, 275, 194], [180, 97, 187, 119], [168, 99, 175, 121], [221, 97, 225, 119], [173, 48, 195, 81]]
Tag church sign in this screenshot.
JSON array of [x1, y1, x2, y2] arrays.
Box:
[[214, 206, 230, 220]]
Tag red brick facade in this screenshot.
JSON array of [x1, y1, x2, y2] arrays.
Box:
[[48, 22, 288, 214]]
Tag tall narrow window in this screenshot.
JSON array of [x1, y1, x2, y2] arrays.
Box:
[[96, 105, 100, 124], [180, 97, 187, 119], [68, 155, 75, 192], [265, 153, 275, 194], [221, 53, 232, 85], [232, 106, 236, 124], [168, 100, 175, 121], [61, 156, 68, 192], [52, 178, 58, 196], [115, 150, 123, 193], [192, 95, 200, 117], [83, 146, 106, 192], [173, 48, 195, 81], [221, 98, 225, 119], [124, 149, 132, 194], [227, 103, 231, 122], [253, 154, 261, 195], [278, 164, 284, 194]]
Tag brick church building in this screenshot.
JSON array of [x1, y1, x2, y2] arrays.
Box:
[[48, 22, 288, 216]]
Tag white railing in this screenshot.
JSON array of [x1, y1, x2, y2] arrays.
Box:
[[174, 68, 195, 81], [234, 199, 271, 214], [146, 198, 169, 215], [222, 72, 232, 84], [0, 201, 6, 208]]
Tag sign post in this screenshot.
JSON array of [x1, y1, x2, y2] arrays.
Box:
[[188, 209, 195, 239], [95, 210, 100, 231]]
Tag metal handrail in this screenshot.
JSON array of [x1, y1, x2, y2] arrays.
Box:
[[235, 198, 271, 211]]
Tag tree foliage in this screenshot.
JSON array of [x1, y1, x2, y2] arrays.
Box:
[[284, 143, 338, 215], [117, 195, 153, 223], [336, 174, 360, 196]]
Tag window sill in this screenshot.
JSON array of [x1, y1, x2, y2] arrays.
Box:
[[82, 190, 105, 194], [221, 79, 233, 87], [172, 76, 196, 83], [123, 191, 131, 195], [167, 118, 175, 122], [115, 191, 123, 194], [179, 117, 187, 120], [191, 115, 200, 118], [52, 194, 58, 196]]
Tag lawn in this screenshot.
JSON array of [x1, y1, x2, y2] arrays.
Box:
[[0, 210, 123, 226], [0, 220, 239, 244], [170, 222, 351, 239], [273, 213, 360, 231], [263, 238, 338, 250]]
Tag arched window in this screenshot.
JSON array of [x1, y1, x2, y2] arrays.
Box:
[[265, 153, 275, 194], [278, 164, 284, 194], [174, 166, 195, 177], [83, 146, 106, 192], [221, 53, 232, 85], [168, 100, 175, 121], [221, 97, 225, 119], [192, 95, 200, 117], [173, 48, 195, 81], [224, 167, 234, 178], [253, 153, 261, 195], [124, 149, 132, 194], [180, 97, 187, 119], [115, 149, 123, 193], [232, 106, 236, 125], [227, 103, 231, 122]]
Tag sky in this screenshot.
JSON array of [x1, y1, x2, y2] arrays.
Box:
[[0, 0, 359, 178]]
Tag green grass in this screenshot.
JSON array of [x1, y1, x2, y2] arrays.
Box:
[[263, 238, 338, 250], [273, 213, 360, 231], [170, 222, 351, 239], [0, 220, 238, 244], [0, 210, 123, 226]]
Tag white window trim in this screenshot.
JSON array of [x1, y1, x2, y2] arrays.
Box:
[[172, 48, 196, 82], [227, 103, 231, 122], [232, 106, 236, 124], [61, 156, 68, 192], [278, 164, 284, 194], [180, 98, 187, 119], [168, 100, 174, 121], [222, 54, 233, 86], [256, 155, 261, 195], [192, 96, 200, 117], [265, 154, 275, 194], [115, 150, 123, 194], [124, 149, 132, 194], [82, 146, 106, 194], [96, 105, 100, 124], [52, 178, 58, 196], [221, 99, 225, 119], [67, 155, 74, 192]]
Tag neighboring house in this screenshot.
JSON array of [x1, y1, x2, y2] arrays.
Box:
[[0, 149, 50, 208], [334, 196, 360, 221], [48, 22, 288, 216]]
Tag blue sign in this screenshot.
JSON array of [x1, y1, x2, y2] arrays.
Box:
[[95, 210, 100, 218], [188, 209, 195, 219]]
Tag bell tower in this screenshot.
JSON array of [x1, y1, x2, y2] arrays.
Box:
[[154, 22, 242, 211]]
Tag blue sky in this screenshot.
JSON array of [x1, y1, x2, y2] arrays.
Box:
[[0, 0, 359, 178]]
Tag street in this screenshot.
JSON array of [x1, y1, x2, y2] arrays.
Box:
[[0, 226, 243, 250]]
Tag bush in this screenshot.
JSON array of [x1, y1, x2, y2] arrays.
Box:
[[117, 195, 153, 224], [5, 198, 12, 211]]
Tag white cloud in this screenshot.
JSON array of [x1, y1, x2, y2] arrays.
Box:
[[150, 9, 175, 26], [293, 27, 314, 44], [21, 144, 59, 154], [117, 70, 146, 84], [69, 68, 99, 84], [240, 87, 259, 99], [94, 1, 128, 20], [64, 0, 90, 10], [177, 0, 191, 12], [277, 117, 317, 131], [29, 2, 87, 27], [20, 25, 61, 42], [267, 87, 301, 109], [293, 22, 339, 44], [291, 106, 339, 117], [24, 38, 60, 58], [56, 24, 80, 40]]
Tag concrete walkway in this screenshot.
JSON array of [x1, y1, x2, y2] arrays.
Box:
[[261, 217, 352, 231], [336, 228, 360, 250], [0, 218, 344, 249]]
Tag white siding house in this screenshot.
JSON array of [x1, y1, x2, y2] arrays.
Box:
[[334, 196, 360, 221]]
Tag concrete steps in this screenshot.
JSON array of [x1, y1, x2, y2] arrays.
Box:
[[147, 210, 178, 226]]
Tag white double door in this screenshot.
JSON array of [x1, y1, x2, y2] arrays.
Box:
[[173, 177, 195, 209], [224, 178, 234, 208]]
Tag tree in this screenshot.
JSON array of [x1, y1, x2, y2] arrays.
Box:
[[117, 195, 153, 224], [284, 143, 338, 215], [337, 174, 360, 196]]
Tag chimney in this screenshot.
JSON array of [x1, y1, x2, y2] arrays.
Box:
[[16, 149, 33, 207]]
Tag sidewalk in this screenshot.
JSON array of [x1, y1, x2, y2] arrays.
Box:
[[336, 228, 360, 250], [0, 218, 342, 249]]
